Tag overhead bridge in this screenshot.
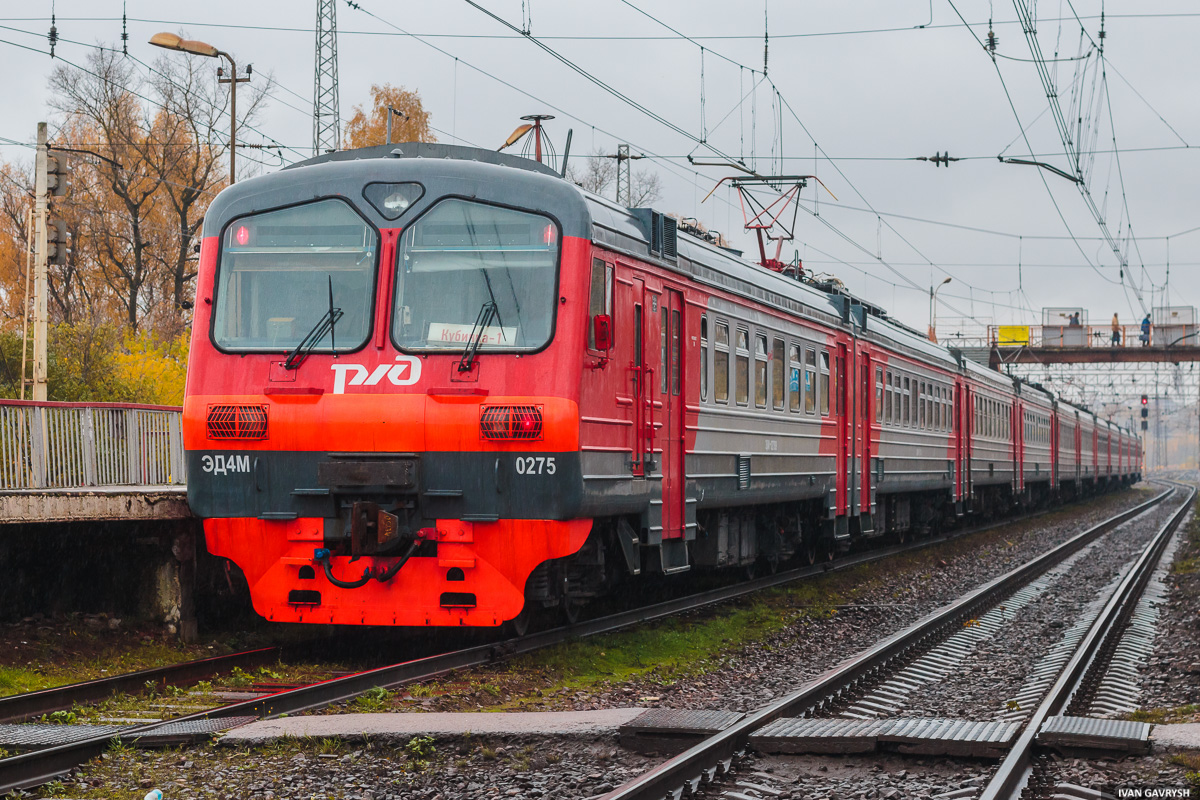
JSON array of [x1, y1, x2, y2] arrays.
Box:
[[952, 324, 1200, 369], [0, 400, 189, 523]]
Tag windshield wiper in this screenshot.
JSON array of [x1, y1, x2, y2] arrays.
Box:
[[458, 300, 498, 373], [285, 276, 343, 371]]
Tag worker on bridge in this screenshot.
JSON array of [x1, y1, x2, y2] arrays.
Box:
[[1140, 314, 1151, 346], [1111, 313, 1121, 346]]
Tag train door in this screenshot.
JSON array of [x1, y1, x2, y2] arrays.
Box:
[[1050, 409, 1059, 489], [630, 276, 648, 479], [857, 349, 874, 532], [835, 342, 849, 520], [1080, 412, 1089, 482], [1012, 402, 1022, 491], [657, 288, 685, 539], [955, 382, 969, 505]]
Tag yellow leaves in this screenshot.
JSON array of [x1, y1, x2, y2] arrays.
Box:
[[963, 618, 981, 628], [344, 84, 436, 149], [110, 329, 189, 406], [24, 323, 188, 403]]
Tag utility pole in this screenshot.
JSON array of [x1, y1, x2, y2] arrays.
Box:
[[217, 60, 250, 184], [32, 122, 49, 401], [313, 0, 340, 154], [604, 144, 644, 207]]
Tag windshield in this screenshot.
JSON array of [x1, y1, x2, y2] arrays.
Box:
[[212, 199, 377, 352], [393, 198, 559, 352]]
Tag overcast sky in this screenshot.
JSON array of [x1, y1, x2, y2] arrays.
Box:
[[2, 0, 1197, 341]]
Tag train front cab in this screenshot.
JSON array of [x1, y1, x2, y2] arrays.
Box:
[[183, 153, 599, 627]]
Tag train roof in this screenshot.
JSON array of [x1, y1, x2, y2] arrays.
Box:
[[207, 143, 1133, 438]]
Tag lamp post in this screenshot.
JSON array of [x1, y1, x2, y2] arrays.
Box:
[[149, 32, 244, 184], [928, 277, 951, 342]]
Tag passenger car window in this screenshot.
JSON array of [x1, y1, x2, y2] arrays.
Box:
[[875, 366, 883, 423], [789, 345, 801, 413], [735, 328, 750, 405], [715, 322, 730, 403], [772, 339, 786, 411], [804, 348, 817, 414], [754, 335, 768, 409], [820, 351, 831, 416]]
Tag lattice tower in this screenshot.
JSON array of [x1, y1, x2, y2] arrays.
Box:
[[313, 0, 340, 154]]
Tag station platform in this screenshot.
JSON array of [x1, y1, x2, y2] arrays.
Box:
[[220, 709, 651, 744]]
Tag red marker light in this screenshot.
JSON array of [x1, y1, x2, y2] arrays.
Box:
[[235, 225, 250, 246], [543, 224, 557, 246]]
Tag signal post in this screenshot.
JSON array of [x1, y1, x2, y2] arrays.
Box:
[[30, 121, 69, 401], [31, 123, 48, 401]]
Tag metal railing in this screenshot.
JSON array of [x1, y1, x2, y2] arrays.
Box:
[[0, 401, 185, 490], [987, 323, 1199, 349]]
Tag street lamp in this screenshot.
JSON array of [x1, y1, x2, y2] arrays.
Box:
[[928, 277, 952, 342], [149, 32, 244, 184]]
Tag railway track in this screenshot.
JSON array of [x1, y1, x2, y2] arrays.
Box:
[[597, 483, 1190, 800], [0, 489, 1163, 794], [979, 482, 1195, 800], [0, 647, 278, 725]]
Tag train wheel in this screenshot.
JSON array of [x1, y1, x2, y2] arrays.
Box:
[[562, 597, 585, 625], [505, 605, 534, 638], [822, 540, 836, 563], [803, 536, 819, 565]]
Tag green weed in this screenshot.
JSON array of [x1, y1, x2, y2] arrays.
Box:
[[405, 735, 436, 769], [353, 686, 391, 712]]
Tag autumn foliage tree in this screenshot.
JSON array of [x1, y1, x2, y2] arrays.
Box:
[[0, 43, 269, 400], [344, 84, 436, 148]]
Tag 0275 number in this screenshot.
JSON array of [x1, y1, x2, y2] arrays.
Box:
[[515, 456, 556, 475]]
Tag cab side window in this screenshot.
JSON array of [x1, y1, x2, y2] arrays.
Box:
[[587, 258, 613, 350]]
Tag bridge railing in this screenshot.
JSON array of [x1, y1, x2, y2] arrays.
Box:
[[987, 323, 1198, 349], [0, 401, 185, 490]]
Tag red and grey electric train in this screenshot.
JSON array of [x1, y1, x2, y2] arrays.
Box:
[[182, 142, 1142, 628]]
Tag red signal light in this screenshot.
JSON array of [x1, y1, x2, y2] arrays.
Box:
[[1141, 394, 1148, 405], [235, 225, 250, 246], [542, 224, 557, 246]]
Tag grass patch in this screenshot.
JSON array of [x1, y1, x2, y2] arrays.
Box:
[[493, 569, 853, 701], [353, 687, 392, 712], [0, 633, 227, 698], [1170, 753, 1200, 788], [0, 665, 52, 696]]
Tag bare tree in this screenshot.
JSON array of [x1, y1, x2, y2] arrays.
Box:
[[45, 45, 269, 334], [567, 149, 662, 207], [147, 51, 270, 333], [566, 149, 615, 195], [629, 171, 662, 207]]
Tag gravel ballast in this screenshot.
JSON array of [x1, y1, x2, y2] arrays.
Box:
[[34, 488, 1169, 799]]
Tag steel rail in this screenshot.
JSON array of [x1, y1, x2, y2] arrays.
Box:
[[0, 647, 278, 725], [597, 487, 1173, 800], [0, 487, 1153, 792], [979, 482, 1196, 800]]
